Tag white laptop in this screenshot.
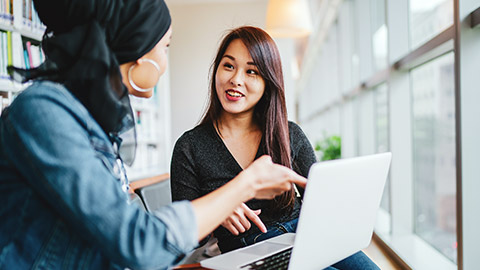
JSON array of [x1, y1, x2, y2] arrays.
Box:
[[200, 152, 392, 270]]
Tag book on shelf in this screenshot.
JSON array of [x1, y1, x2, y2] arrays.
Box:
[[6, 30, 11, 66], [25, 40, 32, 67], [1, 30, 11, 81], [22, 39, 41, 69], [11, 31, 23, 68], [23, 0, 31, 29], [30, 42, 39, 66], [0, 29, 44, 85], [12, 0, 20, 28], [0, 0, 13, 25], [0, 31, 5, 79], [2, 32, 6, 77], [9, 0, 45, 34], [0, 1, 45, 37], [22, 48, 28, 68]]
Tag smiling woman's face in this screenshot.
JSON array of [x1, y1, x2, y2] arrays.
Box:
[[215, 39, 265, 117]]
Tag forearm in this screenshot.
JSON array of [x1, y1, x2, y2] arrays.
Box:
[[191, 171, 254, 240]]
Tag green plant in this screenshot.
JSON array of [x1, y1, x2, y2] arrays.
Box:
[[314, 135, 341, 161]]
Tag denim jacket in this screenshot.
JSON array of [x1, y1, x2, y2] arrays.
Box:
[[0, 81, 198, 269]]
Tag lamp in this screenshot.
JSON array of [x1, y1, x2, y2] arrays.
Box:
[[266, 0, 313, 38]]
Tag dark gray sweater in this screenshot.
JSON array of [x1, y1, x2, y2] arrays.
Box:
[[170, 121, 316, 252]]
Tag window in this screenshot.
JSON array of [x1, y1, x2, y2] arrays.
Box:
[[411, 52, 457, 263], [374, 84, 390, 213], [409, 0, 453, 49], [371, 0, 388, 71], [295, 0, 464, 266]]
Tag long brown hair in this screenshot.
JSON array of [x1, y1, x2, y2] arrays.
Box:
[[200, 26, 295, 212]]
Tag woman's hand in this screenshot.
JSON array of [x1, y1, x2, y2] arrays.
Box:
[[242, 155, 307, 200], [191, 155, 306, 240], [221, 203, 267, 235]]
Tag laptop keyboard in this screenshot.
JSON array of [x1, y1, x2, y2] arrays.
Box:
[[240, 247, 293, 269]]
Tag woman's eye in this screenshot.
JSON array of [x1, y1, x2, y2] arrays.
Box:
[[223, 63, 233, 69], [247, 69, 258, 75]]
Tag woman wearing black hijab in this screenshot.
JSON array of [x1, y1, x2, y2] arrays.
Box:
[[0, 0, 306, 269]]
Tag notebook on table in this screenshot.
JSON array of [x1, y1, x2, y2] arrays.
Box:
[[200, 152, 392, 270]]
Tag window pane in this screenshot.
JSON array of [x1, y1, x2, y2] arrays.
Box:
[[371, 0, 388, 71], [409, 0, 453, 49], [411, 52, 456, 263], [374, 84, 390, 213]]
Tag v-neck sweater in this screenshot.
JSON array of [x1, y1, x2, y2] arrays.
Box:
[[170, 121, 317, 252]]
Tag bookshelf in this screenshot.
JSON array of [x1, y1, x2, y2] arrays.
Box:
[[0, 0, 44, 116], [126, 70, 172, 181], [0, 0, 172, 181]]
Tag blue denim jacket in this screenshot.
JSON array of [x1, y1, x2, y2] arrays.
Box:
[[0, 81, 198, 269]]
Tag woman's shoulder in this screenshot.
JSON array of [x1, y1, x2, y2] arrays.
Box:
[[288, 121, 305, 138], [7, 80, 87, 118], [17, 80, 71, 100], [174, 123, 214, 148], [11, 81, 82, 112], [287, 121, 313, 151], [179, 123, 212, 139]]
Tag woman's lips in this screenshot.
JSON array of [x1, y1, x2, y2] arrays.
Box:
[[225, 90, 244, 101]]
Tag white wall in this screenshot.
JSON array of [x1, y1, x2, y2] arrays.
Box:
[[166, 0, 269, 149]]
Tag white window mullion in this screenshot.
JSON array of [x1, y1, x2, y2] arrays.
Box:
[[388, 71, 414, 235], [341, 100, 357, 158], [386, 0, 409, 64], [458, 0, 480, 269], [355, 0, 374, 82], [358, 90, 376, 156]]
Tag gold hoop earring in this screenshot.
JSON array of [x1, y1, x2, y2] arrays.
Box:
[[127, 58, 161, 92]]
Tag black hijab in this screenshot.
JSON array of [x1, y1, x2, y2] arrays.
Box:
[[9, 0, 171, 135]]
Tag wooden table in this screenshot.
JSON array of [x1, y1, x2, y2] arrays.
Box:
[[128, 173, 170, 193], [172, 263, 210, 270]]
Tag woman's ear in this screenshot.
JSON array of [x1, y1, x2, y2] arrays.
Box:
[[119, 59, 156, 98], [130, 58, 161, 90]]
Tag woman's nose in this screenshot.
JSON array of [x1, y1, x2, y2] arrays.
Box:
[[230, 71, 244, 86]]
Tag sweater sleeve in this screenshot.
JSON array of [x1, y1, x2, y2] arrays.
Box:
[[170, 133, 201, 202], [289, 122, 317, 197]]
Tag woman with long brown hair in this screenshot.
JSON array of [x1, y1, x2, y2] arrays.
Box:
[[0, 2, 308, 267], [171, 26, 379, 269]]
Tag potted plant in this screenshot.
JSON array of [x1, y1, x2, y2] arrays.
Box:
[[314, 135, 341, 161]]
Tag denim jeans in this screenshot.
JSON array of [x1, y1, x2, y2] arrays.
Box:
[[224, 218, 380, 270], [241, 218, 299, 246], [327, 251, 380, 270]]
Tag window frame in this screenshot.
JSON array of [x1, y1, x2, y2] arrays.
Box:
[[294, 0, 480, 268]]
